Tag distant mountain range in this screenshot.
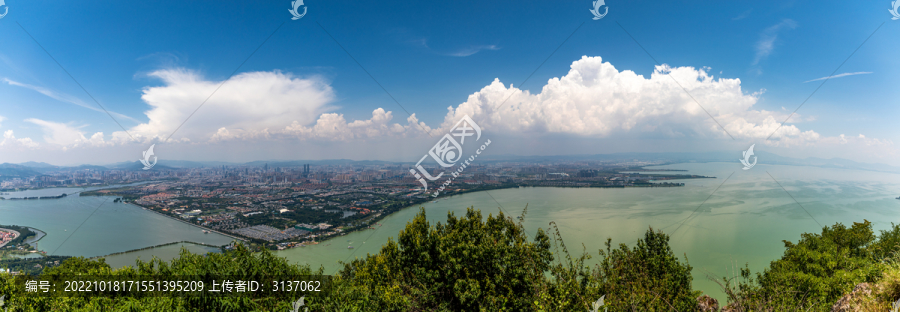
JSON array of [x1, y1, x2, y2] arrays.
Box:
[[0, 163, 43, 181], [2, 151, 898, 176]]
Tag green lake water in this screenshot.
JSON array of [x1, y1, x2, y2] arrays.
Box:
[[0, 184, 234, 258], [2, 163, 898, 303], [100, 242, 223, 269], [274, 162, 900, 302]]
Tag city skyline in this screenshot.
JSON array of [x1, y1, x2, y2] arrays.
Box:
[[1, 0, 897, 166]]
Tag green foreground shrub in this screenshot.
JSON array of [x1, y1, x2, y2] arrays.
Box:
[[330, 206, 697, 311], [722, 221, 900, 311], [0, 244, 320, 311], [0, 206, 699, 311], [10, 207, 900, 311]]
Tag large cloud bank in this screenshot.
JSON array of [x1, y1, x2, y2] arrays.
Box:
[[1, 57, 892, 160], [441, 55, 822, 146]]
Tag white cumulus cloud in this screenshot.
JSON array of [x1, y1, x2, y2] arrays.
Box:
[[434, 55, 866, 149], [24, 118, 108, 148], [281, 108, 431, 141], [1, 130, 39, 148], [120, 68, 337, 143], [3, 57, 893, 163]]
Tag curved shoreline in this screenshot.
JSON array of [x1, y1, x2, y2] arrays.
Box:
[[128, 202, 248, 243], [23, 227, 45, 245], [278, 182, 699, 246]]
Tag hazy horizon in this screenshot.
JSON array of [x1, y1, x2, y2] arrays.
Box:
[[7, 149, 900, 173], [2, 1, 897, 169]]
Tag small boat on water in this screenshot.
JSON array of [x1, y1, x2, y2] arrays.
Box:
[[202, 230, 209, 234], [348, 246, 354, 249], [896, 196, 900, 200]]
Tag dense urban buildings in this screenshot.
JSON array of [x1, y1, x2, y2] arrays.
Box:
[[1, 160, 708, 249]]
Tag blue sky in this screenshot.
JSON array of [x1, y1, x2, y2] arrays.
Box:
[[0, 0, 898, 165]]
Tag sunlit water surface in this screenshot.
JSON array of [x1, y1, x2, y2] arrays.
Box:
[[274, 162, 900, 302], [3, 164, 898, 303], [0, 184, 233, 258]]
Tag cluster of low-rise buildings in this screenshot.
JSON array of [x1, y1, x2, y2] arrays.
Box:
[[0, 229, 18, 247]]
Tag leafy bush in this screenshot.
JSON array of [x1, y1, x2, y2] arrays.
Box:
[[534, 222, 699, 311], [0, 244, 322, 311], [720, 220, 900, 311], [595, 227, 700, 311], [335, 206, 698, 311], [22, 207, 900, 311], [0, 206, 705, 311], [334, 207, 554, 311]]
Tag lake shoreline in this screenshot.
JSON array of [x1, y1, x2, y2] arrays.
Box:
[[128, 202, 248, 243], [292, 182, 707, 246], [273, 162, 900, 304], [90, 240, 223, 260]]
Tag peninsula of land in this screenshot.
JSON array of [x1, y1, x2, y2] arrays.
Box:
[[77, 162, 713, 251]]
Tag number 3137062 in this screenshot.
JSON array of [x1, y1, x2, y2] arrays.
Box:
[[271, 281, 321, 292]]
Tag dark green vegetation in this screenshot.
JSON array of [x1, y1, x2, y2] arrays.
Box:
[[1, 244, 321, 311], [2, 208, 900, 311], [719, 220, 900, 311], [0, 256, 71, 275], [331, 207, 701, 311], [80, 188, 143, 200]]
